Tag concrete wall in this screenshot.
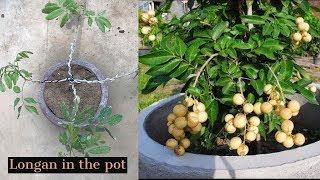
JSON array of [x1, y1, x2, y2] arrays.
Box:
[[0, 0, 138, 179]]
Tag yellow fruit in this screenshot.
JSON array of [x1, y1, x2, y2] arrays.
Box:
[[197, 103, 206, 112], [281, 120, 294, 133], [292, 32, 302, 41], [149, 17, 158, 25], [174, 117, 187, 129], [148, 34, 156, 41], [253, 102, 262, 115], [269, 99, 277, 106], [243, 103, 254, 114], [187, 112, 199, 128], [174, 132, 185, 141], [310, 85, 317, 93], [225, 114, 234, 122], [147, 10, 156, 17], [184, 97, 194, 107], [225, 123, 236, 134], [167, 113, 177, 123], [237, 144, 249, 156], [141, 26, 151, 35], [141, 13, 149, 22], [168, 124, 175, 134], [191, 123, 202, 134], [264, 84, 273, 95], [288, 100, 300, 113], [249, 116, 260, 126], [283, 136, 294, 148], [298, 22, 310, 32], [280, 108, 293, 120], [270, 91, 280, 100], [246, 131, 256, 142], [173, 104, 188, 117], [275, 131, 287, 143], [293, 133, 305, 146], [166, 138, 178, 149], [296, 17, 304, 24], [247, 125, 259, 134], [180, 138, 191, 149], [302, 33, 312, 42], [174, 145, 185, 156], [233, 113, 247, 129], [292, 111, 299, 117], [172, 128, 184, 138], [278, 101, 285, 106], [261, 102, 273, 114], [233, 93, 245, 105], [198, 111, 208, 123], [167, 121, 173, 127], [229, 137, 242, 150]]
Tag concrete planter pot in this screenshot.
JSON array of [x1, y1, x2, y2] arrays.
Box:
[[38, 60, 108, 127], [139, 87, 320, 178]]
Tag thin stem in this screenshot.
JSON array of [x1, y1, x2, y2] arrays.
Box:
[[246, 0, 254, 30], [267, 65, 286, 102], [192, 53, 219, 87]]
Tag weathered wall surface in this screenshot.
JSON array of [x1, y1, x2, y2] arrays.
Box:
[[0, 0, 138, 179]]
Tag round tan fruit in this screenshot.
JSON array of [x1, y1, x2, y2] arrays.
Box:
[[280, 108, 293, 120], [173, 104, 188, 117], [172, 128, 184, 138], [141, 13, 149, 22], [174, 117, 187, 129], [243, 103, 254, 114], [167, 121, 173, 126], [198, 111, 208, 123], [167, 113, 177, 123], [237, 144, 249, 156], [180, 138, 191, 149], [292, 111, 299, 117], [174, 145, 185, 156], [193, 102, 205, 112], [275, 131, 287, 143], [292, 32, 302, 42], [294, 133, 305, 146], [229, 137, 242, 150], [148, 34, 156, 41], [288, 100, 300, 113], [246, 131, 256, 142], [261, 102, 273, 114], [264, 84, 273, 95], [270, 91, 280, 100], [302, 33, 312, 42], [281, 120, 294, 133], [248, 125, 259, 134], [187, 112, 199, 128], [249, 116, 260, 126], [310, 85, 317, 93], [174, 132, 185, 141], [148, 17, 158, 25], [191, 123, 202, 134], [233, 93, 245, 105], [298, 22, 310, 32], [147, 10, 156, 17], [141, 26, 151, 34], [225, 123, 236, 134], [168, 124, 175, 134], [283, 136, 294, 148], [296, 17, 304, 24], [184, 97, 194, 107], [233, 113, 247, 129], [225, 114, 234, 122], [253, 102, 262, 115], [166, 138, 178, 149], [269, 99, 277, 106]]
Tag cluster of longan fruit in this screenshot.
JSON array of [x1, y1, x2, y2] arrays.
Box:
[[139, 10, 158, 42], [292, 17, 312, 45], [165, 96, 208, 156]]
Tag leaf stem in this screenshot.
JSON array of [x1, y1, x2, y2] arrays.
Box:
[[192, 53, 219, 87], [267, 65, 286, 102]]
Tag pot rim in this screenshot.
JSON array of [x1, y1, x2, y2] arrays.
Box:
[[139, 89, 320, 170], [38, 60, 108, 127]]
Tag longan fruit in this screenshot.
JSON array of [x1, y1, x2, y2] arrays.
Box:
[[229, 137, 242, 150], [173, 104, 188, 117], [141, 26, 151, 35], [187, 112, 199, 128], [198, 111, 208, 123], [225, 114, 234, 122], [172, 128, 184, 138], [302, 33, 312, 42], [270, 91, 280, 100], [148, 34, 156, 41], [293, 133, 305, 146], [296, 17, 304, 24], [275, 131, 287, 143], [247, 125, 259, 134], [141, 13, 149, 22], [310, 86, 317, 93], [168, 124, 175, 134], [191, 123, 202, 134], [147, 10, 156, 17], [269, 99, 277, 106], [196, 102, 206, 112], [281, 120, 294, 133], [261, 102, 273, 114], [174, 117, 187, 129], [264, 84, 273, 95], [180, 138, 191, 149], [298, 22, 310, 32], [292, 32, 302, 41], [184, 97, 194, 107], [167, 113, 177, 123], [225, 123, 236, 134], [292, 111, 299, 117], [288, 100, 300, 113], [237, 144, 249, 156], [174, 132, 185, 141], [166, 138, 178, 149], [233, 113, 247, 129], [243, 103, 254, 114], [283, 136, 294, 148], [253, 102, 262, 115], [174, 145, 185, 156], [280, 108, 293, 120], [233, 93, 245, 105], [249, 116, 260, 126], [246, 131, 257, 142], [148, 17, 158, 25]]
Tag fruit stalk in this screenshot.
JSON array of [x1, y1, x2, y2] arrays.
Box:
[[192, 53, 219, 87]]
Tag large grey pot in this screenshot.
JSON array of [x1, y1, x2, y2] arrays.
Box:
[[139, 86, 320, 179], [38, 60, 108, 127]]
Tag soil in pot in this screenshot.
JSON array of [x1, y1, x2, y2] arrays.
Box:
[[44, 65, 101, 119]]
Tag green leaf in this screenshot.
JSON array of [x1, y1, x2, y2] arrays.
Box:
[[141, 75, 171, 94], [10, 72, 19, 85], [185, 39, 206, 62], [241, 15, 266, 25], [262, 23, 273, 36], [24, 97, 37, 104], [86, 145, 110, 154], [209, 21, 229, 40], [99, 106, 112, 122], [139, 51, 175, 66], [95, 16, 111, 33], [280, 82, 295, 95], [45, 8, 64, 20], [173, 37, 187, 57], [88, 17, 93, 27], [108, 114, 123, 126], [170, 63, 189, 78], [258, 123, 266, 141], [14, 98, 20, 109], [261, 39, 284, 51], [13, 86, 21, 93], [60, 102, 70, 121], [222, 81, 235, 95], [187, 87, 202, 97], [208, 66, 219, 79], [254, 47, 276, 60], [146, 58, 181, 77], [0, 80, 5, 92], [251, 79, 264, 96], [207, 99, 219, 127], [60, 13, 70, 27], [42, 3, 60, 14], [295, 86, 319, 105], [25, 105, 39, 115], [247, 93, 255, 104], [242, 65, 258, 79], [3, 74, 12, 89]]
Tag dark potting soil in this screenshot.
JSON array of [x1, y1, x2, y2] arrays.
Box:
[[44, 65, 101, 119], [188, 122, 320, 156]]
